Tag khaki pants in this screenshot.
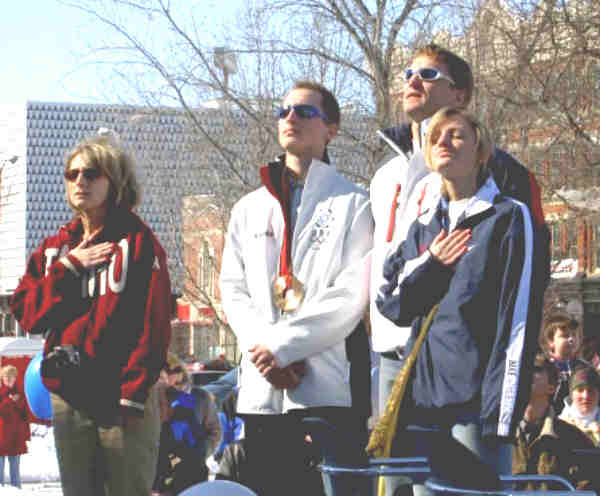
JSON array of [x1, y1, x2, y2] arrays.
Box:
[[51, 390, 160, 496]]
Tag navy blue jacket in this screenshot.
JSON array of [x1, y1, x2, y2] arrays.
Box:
[[379, 124, 550, 286], [379, 125, 546, 226], [377, 177, 541, 438]]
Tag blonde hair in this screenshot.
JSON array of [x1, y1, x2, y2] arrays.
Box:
[[164, 352, 190, 387], [0, 365, 18, 381], [65, 135, 141, 213], [425, 107, 493, 190]]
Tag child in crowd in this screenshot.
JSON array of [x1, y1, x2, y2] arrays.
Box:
[[559, 363, 600, 446], [513, 354, 597, 491], [152, 355, 220, 496], [539, 313, 584, 414]]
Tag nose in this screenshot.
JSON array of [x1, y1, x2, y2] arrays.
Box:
[[75, 173, 87, 185], [436, 130, 452, 147], [406, 72, 423, 88], [283, 106, 299, 122]]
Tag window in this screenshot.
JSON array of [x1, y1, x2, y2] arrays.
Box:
[[550, 221, 561, 261], [198, 241, 215, 298], [566, 217, 578, 260], [596, 222, 600, 273]]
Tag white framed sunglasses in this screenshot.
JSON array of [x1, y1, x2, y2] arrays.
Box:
[[404, 67, 455, 85]]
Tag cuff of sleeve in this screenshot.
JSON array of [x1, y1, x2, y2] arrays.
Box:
[[273, 349, 293, 369], [120, 398, 145, 414]]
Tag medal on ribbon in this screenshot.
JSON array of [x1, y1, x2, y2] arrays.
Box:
[[273, 273, 305, 312], [262, 163, 305, 313]]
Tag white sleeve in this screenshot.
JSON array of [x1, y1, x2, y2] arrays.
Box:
[[219, 202, 274, 352]]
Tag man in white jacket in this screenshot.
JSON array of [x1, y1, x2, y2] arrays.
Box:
[[370, 45, 473, 418], [220, 81, 373, 496]]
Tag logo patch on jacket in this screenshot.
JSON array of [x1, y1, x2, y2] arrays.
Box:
[[310, 207, 334, 249], [254, 229, 274, 239]]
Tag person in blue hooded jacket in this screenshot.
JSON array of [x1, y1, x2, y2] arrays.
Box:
[[376, 107, 541, 492], [153, 371, 220, 496]]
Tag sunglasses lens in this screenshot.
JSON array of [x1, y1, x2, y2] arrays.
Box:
[[83, 169, 101, 181], [65, 168, 102, 182], [419, 68, 439, 80], [278, 104, 324, 120], [277, 107, 291, 119], [294, 105, 316, 119], [405, 69, 414, 81]]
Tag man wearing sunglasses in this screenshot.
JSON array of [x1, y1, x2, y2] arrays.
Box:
[[220, 81, 373, 496], [369, 43, 550, 493]]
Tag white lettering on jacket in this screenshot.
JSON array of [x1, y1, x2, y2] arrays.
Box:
[[44, 246, 69, 276], [44, 239, 129, 298], [44, 248, 59, 276], [82, 239, 129, 297]]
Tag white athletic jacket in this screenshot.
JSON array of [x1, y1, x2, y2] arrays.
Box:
[[369, 147, 429, 353], [220, 158, 373, 414]]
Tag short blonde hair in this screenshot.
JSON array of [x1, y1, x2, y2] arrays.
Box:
[[65, 135, 141, 213], [0, 365, 18, 380], [425, 107, 493, 189], [164, 352, 190, 386]]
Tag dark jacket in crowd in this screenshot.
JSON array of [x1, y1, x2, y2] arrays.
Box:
[[513, 407, 599, 491]]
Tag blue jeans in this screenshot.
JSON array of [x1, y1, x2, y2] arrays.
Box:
[[379, 355, 512, 496], [379, 355, 405, 415], [0, 455, 21, 488], [379, 355, 409, 495]]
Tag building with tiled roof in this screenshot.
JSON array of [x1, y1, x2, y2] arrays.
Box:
[[0, 101, 223, 334], [0, 99, 376, 360]]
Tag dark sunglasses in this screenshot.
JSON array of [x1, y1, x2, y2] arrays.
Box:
[[277, 104, 328, 122], [64, 168, 103, 182], [404, 67, 455, 84]]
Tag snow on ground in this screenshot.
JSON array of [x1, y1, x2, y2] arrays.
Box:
[[21, 424, 61, 483], [0, 424, 63, 495], [6, 482, 63, 495], [0, 424, 218, 496], [4, 424, 218, 495]]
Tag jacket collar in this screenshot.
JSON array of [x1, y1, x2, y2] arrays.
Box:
[[60, 208, 135, 243], [260, 155, 335, 201], [377, 124, 413, 157], [418, 175, 500, 227]]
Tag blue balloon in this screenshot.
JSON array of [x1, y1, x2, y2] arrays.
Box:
[[25, 352, 52, 420]]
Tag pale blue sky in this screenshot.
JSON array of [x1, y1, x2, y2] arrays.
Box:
[[1, 1, 238, 105]]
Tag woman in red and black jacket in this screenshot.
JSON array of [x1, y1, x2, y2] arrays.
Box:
[[10, 134, 172, 496], [0, 365, 29, 489]]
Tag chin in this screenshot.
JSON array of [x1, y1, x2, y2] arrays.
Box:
[[283, 143, 309, 156]]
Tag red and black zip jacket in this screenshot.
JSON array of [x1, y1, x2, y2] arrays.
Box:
[[10, 210, 172, 416]]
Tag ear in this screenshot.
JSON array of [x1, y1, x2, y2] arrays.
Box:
[[326, 123, 339, 143], [454, 88, 468, 108]]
